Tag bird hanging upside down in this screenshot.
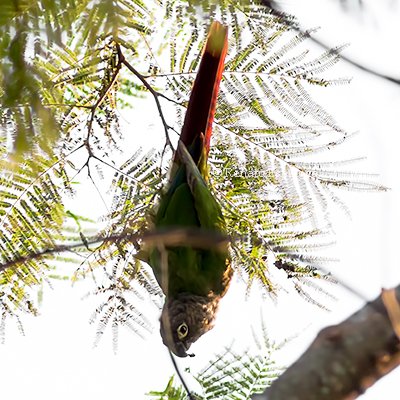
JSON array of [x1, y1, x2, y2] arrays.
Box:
[[146, 21, 232, 357]]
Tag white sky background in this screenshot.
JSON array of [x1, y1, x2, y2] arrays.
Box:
[[1, 1, 400, 399]]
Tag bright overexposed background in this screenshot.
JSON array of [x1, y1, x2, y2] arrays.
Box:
[[1, 1, 400, 399]]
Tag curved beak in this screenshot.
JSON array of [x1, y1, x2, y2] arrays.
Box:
[[171, 342, 189, 358]]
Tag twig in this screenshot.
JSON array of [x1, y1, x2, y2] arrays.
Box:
[[260, 0, 400, 85], [85, 44, 123, 144], [0, 228, 230, 274], [118, 44, 174, 149], [169, 351, 196, 400], [0, 103, 94, 110]]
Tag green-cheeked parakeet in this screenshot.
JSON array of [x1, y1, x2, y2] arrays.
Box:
[[148, 21, 232, 357]]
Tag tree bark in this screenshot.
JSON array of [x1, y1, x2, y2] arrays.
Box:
[[253, 286, 400, 400]]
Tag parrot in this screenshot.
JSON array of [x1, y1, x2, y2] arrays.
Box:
[[147, 21, 232, 357]]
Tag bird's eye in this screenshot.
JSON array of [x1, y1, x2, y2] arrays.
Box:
[[177, 322, 189, 340]]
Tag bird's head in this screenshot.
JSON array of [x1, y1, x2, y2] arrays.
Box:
[[160, 292, 219, 357]]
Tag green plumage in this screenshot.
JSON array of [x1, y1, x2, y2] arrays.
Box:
[[150, 141, 230, 296], [148, 141, 232, 357], [146, 21, 232, 357]]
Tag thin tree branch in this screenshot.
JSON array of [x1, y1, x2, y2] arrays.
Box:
[[0, 103, 94, 109], [168, 351, 196, 400], [91, 153, 159, 190], [253, 285, 400, 400], [0, 228, 230, 274], [118, 44, 174, 149], [309, 35, 400, 85], [260, 0, 400, 85], [85, 44, 122, 144]]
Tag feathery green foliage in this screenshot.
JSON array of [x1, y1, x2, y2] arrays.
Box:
[[0, 0, 385, 348], [147, 328, 281, 399], [147, 376, 189, 400]]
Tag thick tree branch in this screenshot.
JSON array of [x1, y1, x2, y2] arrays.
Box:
[[253, 286, 400, 400]]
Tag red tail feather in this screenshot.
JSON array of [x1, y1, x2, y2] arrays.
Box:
[[179, 22, 228, 156]]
